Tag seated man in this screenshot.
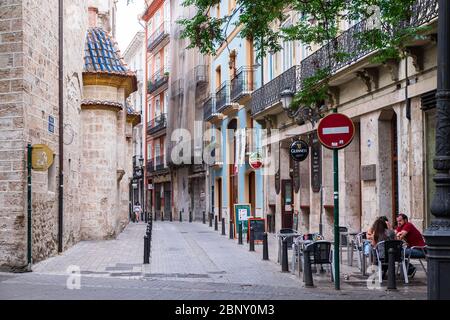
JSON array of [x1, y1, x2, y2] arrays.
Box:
[[395, 214, 426, 277]]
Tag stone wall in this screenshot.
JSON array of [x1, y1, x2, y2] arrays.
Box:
[[0, 0, 87, 270]]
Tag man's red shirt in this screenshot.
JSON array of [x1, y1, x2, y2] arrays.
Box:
[[396, 222, 425, 247]]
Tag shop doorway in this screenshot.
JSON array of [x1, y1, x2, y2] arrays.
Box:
[[281, 180, 294, 229]]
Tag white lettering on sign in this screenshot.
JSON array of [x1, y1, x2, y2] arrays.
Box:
[[323, 127, 350, 135]]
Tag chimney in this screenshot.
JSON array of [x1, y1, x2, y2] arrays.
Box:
[[88, 7, 98, 28]]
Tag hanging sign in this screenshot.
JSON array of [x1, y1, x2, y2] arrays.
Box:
[[31, 144, 54, 171], [311, 133, 322, 193], [290, 140, 309, 162], [317, 113, 355, 150], [249, 152, 263, 170]]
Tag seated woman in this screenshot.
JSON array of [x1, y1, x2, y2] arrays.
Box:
[[371, 217, 396, 278]]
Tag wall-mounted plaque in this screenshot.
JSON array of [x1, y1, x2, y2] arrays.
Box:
[[311, 133, 322, 193], [361, 164, 377, 181]]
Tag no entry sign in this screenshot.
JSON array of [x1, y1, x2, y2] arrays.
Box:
[[317, 113, 355, 150]]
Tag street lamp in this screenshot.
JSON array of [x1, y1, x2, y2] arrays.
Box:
[[280, 89, 294, 111], [280, 88, 323, 127], [424, 0, 450, 300], [139, 157, 144, 167]]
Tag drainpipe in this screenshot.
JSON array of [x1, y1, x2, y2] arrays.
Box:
[[58, 0, 64, 253]]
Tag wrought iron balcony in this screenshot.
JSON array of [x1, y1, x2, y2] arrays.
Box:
[[171, 79, 184, 98], [301, 0, 438, 80], [251, 66, 301, 117], [203, 95, 215, 121], [147, 21, 170, 53], [194, 65, 208, 85], [147, 160, 154, 174], [155, 155, 166, 172], [148, 68, 169, 95], [231, 66, 254, 104], [147, 113, 167, 135], [216, 81, 233, 114], [251, 0, 438, 118]]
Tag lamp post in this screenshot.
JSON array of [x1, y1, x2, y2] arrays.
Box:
[[424, 0, 450, 300]]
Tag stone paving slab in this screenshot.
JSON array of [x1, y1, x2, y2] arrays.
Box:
[[4, 220, 427, 299]]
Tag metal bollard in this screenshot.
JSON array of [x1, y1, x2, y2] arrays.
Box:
[[203, 211, 206, 224], [209, 213, 213, 227], [161, 212, 164, 222], [179, 211, 182, 223], [221, 218, 226, 235], [387, 248, 397, 290], [215, 216, 218, 231], [303, 247, 314, 287], [229, 221, 234, 240], [249, 227, 255, 252], [144, 235, 149, 264], [170, 212, 173, 222], [189, 211, 193, 223], [281, 238, 289, 272], [238, 223, 243, 245], [263, 233, 269, 260]]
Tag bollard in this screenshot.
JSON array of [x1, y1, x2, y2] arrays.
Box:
[[189, 211, 193, 223], [303, 247, 314, 287], [387, 248, 397, 290], [221, 218, 226, 236], [249, 227, 255, 252], [229, 221, 234, 240], [144, 235, 149, 264], [161, 212, 164, 222], [209, 213, 213, 227], [215, 216, 218, 231], [179, 211, 182, 223], [170, 212, 173, 222], [281, 238, 289, 272], [263, 233, 269, 260], [238, 223, 243, 245], [203, 211, 206, 224]]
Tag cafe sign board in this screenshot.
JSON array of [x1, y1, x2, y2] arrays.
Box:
[[290, 140, 309, 162], [31, 144, 54, 171]]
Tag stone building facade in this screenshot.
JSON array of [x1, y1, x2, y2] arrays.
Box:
[[249, 2, 439, 239], [0, 0, 138, 271]]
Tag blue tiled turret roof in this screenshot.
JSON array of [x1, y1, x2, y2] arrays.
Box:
[[84, 27, 133, 75]]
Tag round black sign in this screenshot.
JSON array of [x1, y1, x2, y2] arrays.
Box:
[[290, 140, 309, 162]]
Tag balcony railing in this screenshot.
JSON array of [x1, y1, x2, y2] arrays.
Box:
[[148, 68, 169, 94], [147, 113, 167, 135], [251, 66, 301, 116], [171, 79, 184, 98], [147, 21, 170, 52], [194, 65, 208, 85], [203, 95, 216, 121], [231, 66, 254, 103], [251, 0, 438, 117], [216, 81, 232, 113], [147, 160, 154, 174], [155, 155, 165, 172]]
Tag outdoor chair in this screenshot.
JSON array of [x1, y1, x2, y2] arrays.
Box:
[[277, 229, 300, 263], [375, 240, 408, 284], [303, 241, 334, 282], [406, 246, 427, 276]]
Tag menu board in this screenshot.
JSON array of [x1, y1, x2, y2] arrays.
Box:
[[234, 204, 252, 236], [248, 218, 266, 244]]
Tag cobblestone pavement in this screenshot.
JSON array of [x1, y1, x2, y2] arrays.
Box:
[[0, 221, 427, 300]]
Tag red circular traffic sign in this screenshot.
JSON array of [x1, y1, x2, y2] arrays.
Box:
[[317, 113, 355, 150]]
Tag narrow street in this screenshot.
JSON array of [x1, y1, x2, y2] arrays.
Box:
[[0, 221, 426, 300]]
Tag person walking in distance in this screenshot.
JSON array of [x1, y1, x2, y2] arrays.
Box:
[[133, 202, 142, 223]]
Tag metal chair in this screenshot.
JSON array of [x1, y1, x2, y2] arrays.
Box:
[[406, 246, 427, 276], [303, 241, 334, 282], [375, 240, 408, 284]]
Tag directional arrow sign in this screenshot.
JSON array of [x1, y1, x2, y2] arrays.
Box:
[[317, 113, 355, 150]]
